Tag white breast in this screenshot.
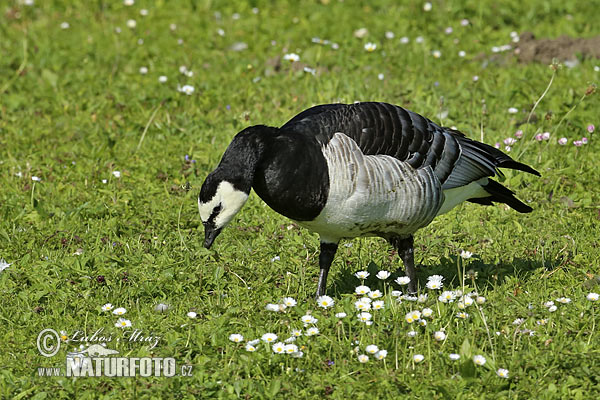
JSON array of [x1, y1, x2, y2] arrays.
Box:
[[298, 133, 443, 242]]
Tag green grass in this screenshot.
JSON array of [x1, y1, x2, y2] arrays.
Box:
[[1, 0, 600, 398]]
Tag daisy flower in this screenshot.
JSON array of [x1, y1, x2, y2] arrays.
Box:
[[407, 330, 418, 337], [283, 53, 300, 62], [449, 353, 461, 361], [261, 333, 278, 343], [357, 312, 372, 323], [229, 334, 244, 343], [355, 300, 371, 311], [113, 307, 127, 316], [368, 290, 383, 299], [372, 300, 385, 310], [282, 297, 297, 307], [178, 85, 195, 95], [358, 354, 369, 363], [405, 310, 421, 323], [395, 276, 411, 286], [473, 355, 486, 366], [265, 303, 284, 312], [364, 42, 377, 52], [438, 291, 456, 303], [365, 345, 379, 354], [556, 297, 571, 304], [101, 303, 113, 312], [335, 312, 347, 318], [432, 50, 441, 58], [284, 336, 296, 343], [245, 343, 256, 352], [375, 350, 388, 360], [421, 308, 433, 318], [272, 342, 285, 354], [418, 294, 428, 303], [426, 280, 443, 290], [587, 293, 599, 301], [376, 270, 391, 280], [497, 368, 509, 379], [400, 36, 410, 44], [548, 305, 558, 312], [187, 311, 197, 318], [112, 171, 121, 178], [115, 318, 132, 328], [460, 250, 473, 259], [305, 327, 319, 336], [433, 331, 446, 341], [158, 75, 168, 83], [391, 290, 402, 297], [476, 296, 486, 305], [301, 315, 318, 324], [355, 285, 371, 295], [126, 19, 136, 29], [413, 354, 425, 363], [292, 351, 304, 358], [385, 31, 395, 39], [284, 344, 298, 354], [291, 329, 302, 337], [355, 271, 369, 279], [317, 295, 335, 309], [507, 107, 519, 114], [423, 2, 432, 11], [456, 312, 469, 319]]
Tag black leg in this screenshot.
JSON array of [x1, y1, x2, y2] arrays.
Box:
[[389, 235, 417, 294], [316, 241, 338, 298]]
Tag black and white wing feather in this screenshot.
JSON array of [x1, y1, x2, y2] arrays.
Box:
[[282, 102, 539, 212]]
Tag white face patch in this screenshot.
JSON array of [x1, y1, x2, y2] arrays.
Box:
[[198, 181, 249, 229]]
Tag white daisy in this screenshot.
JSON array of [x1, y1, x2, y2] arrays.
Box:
[[305, 327, 319, 336], [284, 344, 298, 354], [587, 293, 599, 301], [317, 295, 335, 309], [229, 334, 243, 343], [375, 350, 388, 360], [101, 303, 113, 312], [372, 300, 385, 310], [335, 312, 347, 318], [395, 276, 411, 286], [473, 355, 486, 366], [115, 318, 132, 328], [421, 308, 433, 318], [283, 53, 300, 62], [355, 285, 371, 295], [368, 290, 382, 299], [364, 42, 377, 52], [158, 76, 168, 83], [358, 354, 369, 363], [449, 353, 460, 361], [357, 312, 372, 323], [187, 311, 197, 318], [245, 343, 256, 352], [112, 307, 127, 316], [413, 354, 424, 363], [497, 368, 509, 379], [376, 270, 391, 280], [365, 344, 379, 354], [460, 250, 473, 259], [272, 342, 285, 354], [355, 271, 369, 279], [261, 333, 278, 343], [433, 331, 446, 341], [126, 19, 136, 29], [301, 315, 317, 324], [282, 297, 297, 307]]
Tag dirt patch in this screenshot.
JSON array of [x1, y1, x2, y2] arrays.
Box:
[[516, 31, 600, 64]]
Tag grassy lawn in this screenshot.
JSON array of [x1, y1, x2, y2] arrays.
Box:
[[1, 0, 600, 398]]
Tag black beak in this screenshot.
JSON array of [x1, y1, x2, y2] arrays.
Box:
[[204, 224, 222, 249]]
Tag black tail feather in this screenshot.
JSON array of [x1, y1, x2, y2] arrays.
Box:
[[467, 179, 533, 213]]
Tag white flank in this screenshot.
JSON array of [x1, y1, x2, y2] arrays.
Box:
[[198, 181, 248, 229], [298, 133, 442, 242], [436, 178, 488, 216]]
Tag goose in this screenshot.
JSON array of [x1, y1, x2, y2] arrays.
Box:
[[198, 102, 539, 296]]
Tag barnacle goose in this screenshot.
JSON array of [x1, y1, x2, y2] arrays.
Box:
[[198, 102, 540, 296]]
